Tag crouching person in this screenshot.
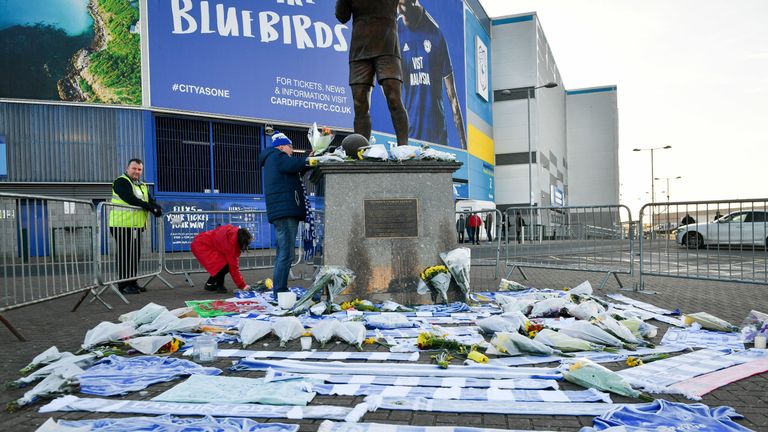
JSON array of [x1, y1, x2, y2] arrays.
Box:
[[191, 225, 252, 293]]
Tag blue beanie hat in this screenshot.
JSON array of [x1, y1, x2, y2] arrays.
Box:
[[271, 132, 292, 147]]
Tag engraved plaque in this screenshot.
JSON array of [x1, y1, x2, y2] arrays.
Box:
[[364, 198, 419, 238]]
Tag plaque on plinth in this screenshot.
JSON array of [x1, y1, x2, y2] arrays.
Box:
[[314, 161, 462, 305]]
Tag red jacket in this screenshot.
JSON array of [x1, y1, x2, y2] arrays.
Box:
[[191, 225, 246, 289], [468, 214, 482, 228]]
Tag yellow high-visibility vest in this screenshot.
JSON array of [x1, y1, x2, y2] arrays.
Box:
[[109, 174, 149, 228]]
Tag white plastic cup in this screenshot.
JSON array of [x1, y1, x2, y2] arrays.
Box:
[[755, 335, 767, 349], [277, 292, 297, 309], [300, 336, 312, 351]]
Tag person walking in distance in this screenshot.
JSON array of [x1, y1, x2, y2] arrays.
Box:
[[259, 132, 314, 301], [456, 214, 466, 243], [468, 212, 482, 245], [515, 211, 526, 244], [681, 213, 696, 226], [108, 159, 162, 295], [485, 211, 494, 242]]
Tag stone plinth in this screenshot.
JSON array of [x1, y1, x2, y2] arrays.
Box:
[[315, 161, 462, 305]]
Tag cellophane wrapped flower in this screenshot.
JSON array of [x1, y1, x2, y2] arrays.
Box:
[[562, 358, 652, 401], [440, 248, 471, 303], [417, 265, 451, 303], [307, 122, 335, 155], [293, 266, 355, 312]]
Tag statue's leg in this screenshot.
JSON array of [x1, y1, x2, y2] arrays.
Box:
[[381, 79, 409, 146], [351, 84, 372, 141]]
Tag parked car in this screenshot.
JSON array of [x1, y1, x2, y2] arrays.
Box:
[[675, 211, 768, 249]]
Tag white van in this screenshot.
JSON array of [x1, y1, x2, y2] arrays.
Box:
[[455, 199, 496, 242]]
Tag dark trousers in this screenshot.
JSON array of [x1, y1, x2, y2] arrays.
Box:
[[457, 229, 464, 243], [110, 227, 142, 287], [207, 265, 230, 287], [516, 229, 523, 244], [486, 226, 493, 242]]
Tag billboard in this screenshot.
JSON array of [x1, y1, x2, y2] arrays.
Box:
[[0, 0, 142, 105], [146, 0, 354, 128], [370, 0, 467, 150]]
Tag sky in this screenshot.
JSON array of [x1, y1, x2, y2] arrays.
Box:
[[478, 0, 768, 212]]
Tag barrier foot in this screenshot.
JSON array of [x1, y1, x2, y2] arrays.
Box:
[[140, 274, 173, 290], [156, 274, 174, 289], [614, 273, 624, 289], [184, 273, 195, 287], [505, 265, 528, 281], [71, 289, 92, 312], [622, 280, 657, 295], [0, 314, 26, 342]]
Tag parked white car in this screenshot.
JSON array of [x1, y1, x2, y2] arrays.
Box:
[[675, 211, 768, 249]]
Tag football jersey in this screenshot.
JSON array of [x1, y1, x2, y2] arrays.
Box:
[[398, 12, 452, 146], [583, 399, 753, 432]]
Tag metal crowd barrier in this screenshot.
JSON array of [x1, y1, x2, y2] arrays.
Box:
[[503, 205, 633, 289], [455, 209, 503, 288], [638, 199, 768, 290], [0, 193, 98, 340], [81, 202, 165, 309], [161, 209, 307, 286]]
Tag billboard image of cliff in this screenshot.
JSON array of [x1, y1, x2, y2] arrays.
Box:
[[0, 0, 141, 105]]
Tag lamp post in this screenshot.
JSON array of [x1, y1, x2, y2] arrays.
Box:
[[527, 82, 558, 207], [633, 145, 672, 232], [655, 175, 681, 231], [654, 176, 682, 203]]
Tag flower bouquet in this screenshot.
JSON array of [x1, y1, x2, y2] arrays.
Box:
[[293, 266, 355, 312], [534, 329, 614, 353], [440, 248, 471, 303], [417, 265, 451, 303], [307, 122, 334, 155], [683, 312, 739, 332], [416, 331, 471, 352], [490, 331, 560, 357], [562, 358, 652, 401]]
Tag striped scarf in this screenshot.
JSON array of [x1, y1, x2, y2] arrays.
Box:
[[300, 174, 317, 261]]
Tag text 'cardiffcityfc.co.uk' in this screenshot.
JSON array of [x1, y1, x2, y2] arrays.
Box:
[[170, 0, 349, 51]]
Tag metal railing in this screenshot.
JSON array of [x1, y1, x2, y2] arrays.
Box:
[[455, 209, 503, 287], [503, 205, 633, 289], [83, 202, 165, 309], [161, 209, 308, 286], [0, 193, 98, 340], [638, 199, 768, 289]]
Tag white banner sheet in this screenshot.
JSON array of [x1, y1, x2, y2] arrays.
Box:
[[39, 395, 357, 421]]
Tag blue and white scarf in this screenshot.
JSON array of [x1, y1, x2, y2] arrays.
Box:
[[300, 174, 317, 261]]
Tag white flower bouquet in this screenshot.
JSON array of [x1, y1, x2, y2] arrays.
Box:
[[307, 122, 334, 155]]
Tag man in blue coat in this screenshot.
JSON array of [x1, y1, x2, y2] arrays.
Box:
[[259, 132, 313, 300]]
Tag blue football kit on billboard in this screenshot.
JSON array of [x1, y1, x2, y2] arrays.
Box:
[[147, 0, 354, 129], [370, 0, 466, 150], [399, 9, 452, 147]]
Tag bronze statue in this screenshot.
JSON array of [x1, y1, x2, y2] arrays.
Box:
[[336, 0, 409, 146]]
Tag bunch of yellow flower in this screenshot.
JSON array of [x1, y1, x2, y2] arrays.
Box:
[[340, 298, 379, 312], [420, 265, 449, 282]]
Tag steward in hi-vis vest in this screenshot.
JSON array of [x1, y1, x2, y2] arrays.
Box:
[[109, 173, 150, 228], [108, 159, 162, 295]]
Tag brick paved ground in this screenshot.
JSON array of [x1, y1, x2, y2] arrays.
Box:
[[1, 260, 766, 431]]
